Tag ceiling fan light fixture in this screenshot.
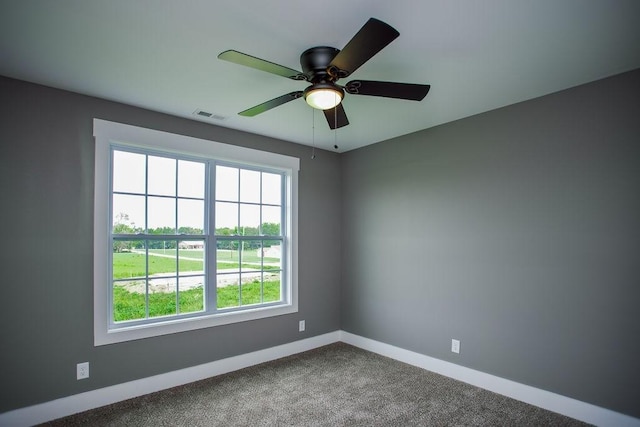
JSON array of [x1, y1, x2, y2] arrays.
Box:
[[304, 83, 343, 110]]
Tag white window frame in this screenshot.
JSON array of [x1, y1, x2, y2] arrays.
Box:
[[93, 119, 299, 346]]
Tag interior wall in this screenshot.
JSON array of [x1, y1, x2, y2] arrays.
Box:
[[0, 76, 342, 413], [341, 69, 640, 418]]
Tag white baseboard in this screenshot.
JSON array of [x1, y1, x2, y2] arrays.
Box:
[[339, 331, 640, 427], [2, 330, 638, 427], [0, 331, 340, 427]]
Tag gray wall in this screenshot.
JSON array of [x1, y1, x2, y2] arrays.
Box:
[[341, 69, 640, 418], [2, 68, 639, 419], [0, 76, 342, 413]]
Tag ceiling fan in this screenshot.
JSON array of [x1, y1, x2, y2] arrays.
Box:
[[218, 18, 431, 129]]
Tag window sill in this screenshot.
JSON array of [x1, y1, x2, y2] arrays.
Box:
[[95, 303, 298, 346]]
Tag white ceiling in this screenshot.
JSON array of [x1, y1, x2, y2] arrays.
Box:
[[1, 0, 639, 152]]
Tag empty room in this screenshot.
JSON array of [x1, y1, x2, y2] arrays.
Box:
[[1, 1, 639, 426]]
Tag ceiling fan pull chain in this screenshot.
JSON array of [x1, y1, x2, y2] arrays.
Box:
[[311, 108, 316, 160], [334, 100, 339, 150]]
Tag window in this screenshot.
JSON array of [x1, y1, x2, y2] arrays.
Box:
[[93, 119, 299, 345]]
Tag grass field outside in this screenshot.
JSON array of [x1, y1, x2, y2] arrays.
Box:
[[113, 280, 281, 321], [112, 250, 282, 322], [146, 248, 279, 264], [113, 250, 279, 280]]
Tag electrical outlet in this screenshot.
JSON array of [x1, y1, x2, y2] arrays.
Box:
[[451, 339, 460, 354], [77, 362, 89, 380], [299, 320, 305, 332]]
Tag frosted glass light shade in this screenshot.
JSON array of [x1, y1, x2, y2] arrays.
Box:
[[304, 86, 343, 110]]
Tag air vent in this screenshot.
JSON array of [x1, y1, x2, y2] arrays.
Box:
[[195, 109, 212, 117], [193, 109, 228, 121]]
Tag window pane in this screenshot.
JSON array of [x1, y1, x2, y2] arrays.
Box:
[[178, 243, 204, 273], [241, 279, 262, 305], [113, 280, 146, 322], [178, 199, 204, 233], [148, 155, 176, 197], [261, 206, 281, 236], [239, 204, 260, 233], [216, 166, 238, 201], [113, 150, 145, 194], [240, 169, 260, 203], [178, 160, 205, 198], [148, 196, 176, 232], [217, 240, 239, 270], [113, 245, 146, 279], [262, 172, 281, 205], [147, 246, 177, 276], [216, 202, 238, 231], [113, 194, 145, 233], [261, 242, 282, 264], [148, 275, 177, 294], [148, 239, 174, 252], [217, 276, 240, 309], [240, 243, 261, 273], [179, 275, 204, 314], [148, 276, 177, 318], [264, 272, 282, 303]]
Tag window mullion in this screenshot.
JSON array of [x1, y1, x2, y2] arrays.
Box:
[[144, 155, 150, 319], [259, 173, 264, 303], [174, 159, 180, 315], [207, 161, 217, 314], [237, 168, 242, 306]]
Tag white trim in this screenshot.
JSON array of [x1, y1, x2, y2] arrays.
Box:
[[339, 331, 640, 427], [0, 332, 340, 427], [92, 118, 299, 345], [2, 331, 637, 427], [93, 119, 300, 171]]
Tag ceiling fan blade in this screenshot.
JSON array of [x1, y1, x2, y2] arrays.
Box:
[[329, 18, 399, 77], [345, 80, 430, 101], [323, 103, 349, 129], [218, 50, 304, 80], [238, 92, 303, 117]]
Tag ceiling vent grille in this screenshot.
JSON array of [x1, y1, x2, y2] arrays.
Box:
[[193, 109, 227, 121]]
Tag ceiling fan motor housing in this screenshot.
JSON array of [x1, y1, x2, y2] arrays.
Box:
[[300, 46, 340, 83]]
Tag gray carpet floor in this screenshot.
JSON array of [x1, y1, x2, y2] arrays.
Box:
[[43, 342, 589, 426]]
